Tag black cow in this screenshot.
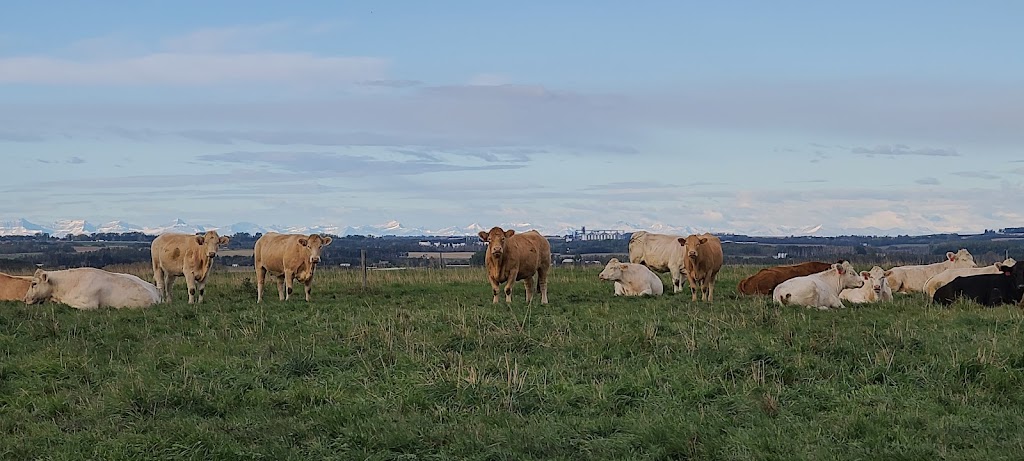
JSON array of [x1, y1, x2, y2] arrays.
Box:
[[933, 261, 1024, 306]]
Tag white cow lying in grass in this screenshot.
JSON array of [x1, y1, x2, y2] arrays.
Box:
[[840, 266, 893, 304], [773, 261, 864, 310], [923, 257, 1017, 300], [598, 258, 664, 296], [884, 249, 976, 294], [23, 267, 161, 309]]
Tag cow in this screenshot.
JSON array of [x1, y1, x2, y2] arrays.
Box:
[[478, 227, 551, 304], [923, 258, 1017, 300], [773, 261, 865, 310], [933, 261, 1024, 307], [0, 272, 32, 301], [677, 233, 724, 302], [883, 249, 976, 294], [598, 258, 664, 296], [737, 261, 834, 295], [839, 266, 893, 304], [150, 230, 230, 304], [23, 267, 160, 309], [628, 231, 687, 293], [254, 232, 332, 303]]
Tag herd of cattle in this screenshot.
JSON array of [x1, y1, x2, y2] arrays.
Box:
[[0, 227, 1022, 310]]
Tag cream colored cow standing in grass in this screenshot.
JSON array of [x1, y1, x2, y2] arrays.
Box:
[[254, 232, 333, 302], [151, 230, 230, 304], [628, 231, 688, 293]]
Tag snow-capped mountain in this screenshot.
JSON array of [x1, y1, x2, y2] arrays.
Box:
[[95, 221, 145, 234], [51, 219, 97, 236], [0, 218, 51, 236]]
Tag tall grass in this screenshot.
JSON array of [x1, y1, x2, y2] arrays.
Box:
[[1, 265, 1023, 460]]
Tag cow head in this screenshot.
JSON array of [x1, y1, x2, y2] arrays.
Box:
[[599, 258, 627, 281], [835, 261, 864, 289], [195, 231, 230, 259], [478, 227, 515, 259], [677, 234, 708, 260], [946, 248, 977, 268], [999, 261, 1024, 292], [861, 266, 888, 296], [23, 269, 53, 305], [298, 234, 333, 264]]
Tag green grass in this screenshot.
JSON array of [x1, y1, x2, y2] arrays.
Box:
[[1, 265, 1023, 460]]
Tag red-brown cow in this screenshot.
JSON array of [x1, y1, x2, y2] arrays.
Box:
[[478, 227, 551, 304]]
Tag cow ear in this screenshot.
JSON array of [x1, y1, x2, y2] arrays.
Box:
[[505, 229, 515, 238], [861, 271, 870, 280], [883, 270, 893, 277], [698, 237, 708, 244], [677, 237, 686, 246], [34, 269, 45, 280], [1000, 265, 1012, 274], [195, 236, 205, 245], [619, 263, 629, 270], [946, 252, 955, 261], [298, 238, 309, 246], [478, 231, 489, 242], [40, 272, 47, 283], [219, 236, 230, 245], [833, 263, 844, 275], [322, 236, 333, 246]]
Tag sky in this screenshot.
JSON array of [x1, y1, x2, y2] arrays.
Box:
[[2, 1, 1023, 236]]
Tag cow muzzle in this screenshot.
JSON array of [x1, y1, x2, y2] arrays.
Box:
[[310, 256, 321, 264]]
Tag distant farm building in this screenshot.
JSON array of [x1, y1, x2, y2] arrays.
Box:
[[565, 226, 627, 242]]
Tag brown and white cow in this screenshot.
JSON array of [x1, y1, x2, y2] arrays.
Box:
[[150, 230, 230, 304], [923, 257, 1017, 300], [0, 272, 32, 301], [884, 249, 976, 294], [598, 258, 664, 296], [677, 233, 724, 302], [773, 261, 864, 310], [628, 231, 687, 293], [840, 266, 894, 304], [478, 227, 551, 304], [737, 261, 834, 295], [254, 232, 333, 303], [23, 267, 160, 309]]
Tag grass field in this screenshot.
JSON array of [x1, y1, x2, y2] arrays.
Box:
[[2, 264, 1023, 460]]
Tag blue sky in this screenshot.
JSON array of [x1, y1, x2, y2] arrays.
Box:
[[2, 1, 1023, 235]]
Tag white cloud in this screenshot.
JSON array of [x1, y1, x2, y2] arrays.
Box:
[[161, 23, 293, 52]]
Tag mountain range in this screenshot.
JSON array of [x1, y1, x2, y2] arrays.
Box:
[[0, 217, 970, 238]]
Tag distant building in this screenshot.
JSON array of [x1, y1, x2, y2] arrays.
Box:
[[565, 226, 627, 242]]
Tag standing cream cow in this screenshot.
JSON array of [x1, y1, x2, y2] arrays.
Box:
[[23, 267, 160, 309], [598, 258, 664, 296], [923, 257, 1016, 300], [151, 230, 230, 304], [840, 266, 893, 304], [884, 249, 976, 294], [773, 261, 865, 310], [478, 227, 551, 304], [254, 232, 333, 302], [628, 231, 687, 294]]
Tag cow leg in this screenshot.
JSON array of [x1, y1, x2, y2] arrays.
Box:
[[256, 266, 267, 303], [153, 266, 166, 302], [504, 270, 519, 303], [614, 281, 625, 296], [523, 276, 534, 303], [304, 280, 313, 302], [537, 267, 549, 304], [283, 270, 295, 301], [707, 277, 716, 302], [670, 266, 683, 293], [196, 280, 206, 304], [276, 275, 286, 301], [163, 274, 176, 303], [184, 273, 198, 304], [489, 278, 501, 304], [688, 275, 698, 301]]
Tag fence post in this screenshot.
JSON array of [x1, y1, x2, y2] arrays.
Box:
[[361, 249, 367, 289]]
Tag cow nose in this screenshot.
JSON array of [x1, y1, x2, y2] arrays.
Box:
[[311, 256, 320, 263], [208, 252, 217, 258]]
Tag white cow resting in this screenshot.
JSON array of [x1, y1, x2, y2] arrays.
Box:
[[628, 231, 687, 293], [923, 257, 1017, 300], [598, 258, 664, 296], [773, 261, 865, 310], [884, 249, 976, 294], [23, 267, 161, 309], [840, 266, 893, 304]]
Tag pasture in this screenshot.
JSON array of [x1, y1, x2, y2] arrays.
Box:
[[1, 264, 1023, 460]]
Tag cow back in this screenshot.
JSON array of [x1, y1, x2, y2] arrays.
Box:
[[0, 273, 31, 301], [739, 261, 831, 295]]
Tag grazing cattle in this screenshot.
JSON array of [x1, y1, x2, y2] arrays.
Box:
[[840, 266, 893, 304], [23, 267, 160, 309], [628, 231, 688, 293], [478, 227, 551, 304], [923, 258, 1017, 300], [773, 261, 864, 310], [254, 232, 332, 302], [933, 261, 1024, 306], [677, 233, 724, 302], [151, 231, 230, 304], [0, 272, 32, 301], [598, 258, 664, 296], [737, 261, 834, 295], [884, 249, 976, 294]]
